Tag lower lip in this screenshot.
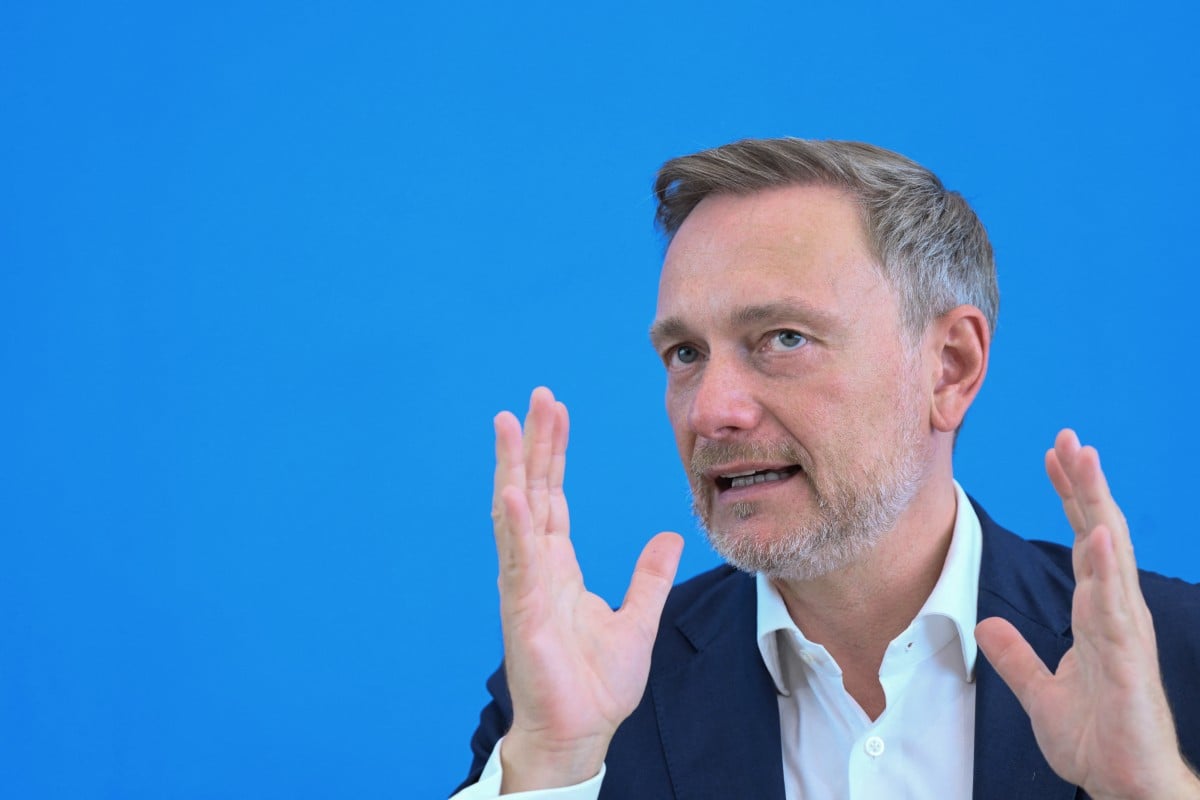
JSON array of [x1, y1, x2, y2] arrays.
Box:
[[716, 471, 802, 503]]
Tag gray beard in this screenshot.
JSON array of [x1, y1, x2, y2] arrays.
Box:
[[689, 428, 926, 583]]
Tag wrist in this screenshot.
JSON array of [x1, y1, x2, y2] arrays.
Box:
[[1155, 763, 1200, 800], [1091, 759, 1200, 800], [499, 728, 610, 793]]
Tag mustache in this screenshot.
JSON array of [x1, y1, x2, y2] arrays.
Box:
[[689, 440, 810, 482]]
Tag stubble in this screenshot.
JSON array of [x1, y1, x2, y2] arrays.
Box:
[[688, 388, 927, 582]]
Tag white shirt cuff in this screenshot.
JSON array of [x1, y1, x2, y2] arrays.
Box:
[[449, 736, 604, 800]]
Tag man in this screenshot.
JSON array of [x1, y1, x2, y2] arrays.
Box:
[[451, 139, 1200, 798]]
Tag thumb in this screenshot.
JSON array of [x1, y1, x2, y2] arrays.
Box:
[[620, 532, 684, 638], [976, 616, 1051, 716]]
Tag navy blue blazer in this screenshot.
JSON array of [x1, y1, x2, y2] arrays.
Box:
[[455, 503, 1200, 798]]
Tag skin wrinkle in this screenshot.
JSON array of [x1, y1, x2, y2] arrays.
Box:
[[482, 139, 1200, 797], [658, 185, 936, 586], [650, 298, 843, 361], [687, 351, 929, 583]]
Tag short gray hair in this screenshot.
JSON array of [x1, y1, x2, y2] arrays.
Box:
[[654, 138, 998, 339]]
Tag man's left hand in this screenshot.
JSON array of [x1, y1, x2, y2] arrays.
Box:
[[976, 429, 1200, 800]]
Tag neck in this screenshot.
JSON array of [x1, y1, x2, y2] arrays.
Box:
[[772, 467, 959, 717]]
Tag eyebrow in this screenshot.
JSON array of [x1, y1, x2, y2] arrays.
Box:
[[648, 317, 690, 349], [732, 298, 839, 330], [649, 297, 841, 349]]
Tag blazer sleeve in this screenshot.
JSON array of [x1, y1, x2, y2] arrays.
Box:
[[450, 662, 513, 797]]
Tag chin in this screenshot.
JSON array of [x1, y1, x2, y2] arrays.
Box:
[[697, 502, 891, 583]]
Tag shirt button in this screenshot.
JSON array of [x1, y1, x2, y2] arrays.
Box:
[[864, 736, 885, 757], [800, 652, 815, 665]]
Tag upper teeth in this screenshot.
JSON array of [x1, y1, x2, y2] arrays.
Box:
[[726, 470, 789, 488]]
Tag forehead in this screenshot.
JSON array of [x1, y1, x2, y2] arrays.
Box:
[[655, 184, 888, 325]]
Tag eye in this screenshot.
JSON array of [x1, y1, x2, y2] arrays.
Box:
[[672, 345, 700, 365], [768, 330, 808, 351]]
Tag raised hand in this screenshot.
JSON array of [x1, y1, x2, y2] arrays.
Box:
[[976, 430, 1200, 800], [491, 387, 684, 792]]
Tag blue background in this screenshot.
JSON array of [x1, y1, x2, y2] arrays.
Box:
[[3, 2, 1197, 797]]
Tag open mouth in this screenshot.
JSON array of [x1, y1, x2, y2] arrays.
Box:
[[715, 465, 803, 492]]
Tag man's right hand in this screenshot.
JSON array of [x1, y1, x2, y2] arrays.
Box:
[[491, 387, 684, 793]]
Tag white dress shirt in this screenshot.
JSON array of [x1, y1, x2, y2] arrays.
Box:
[[453, 482, 982, 799], [759, 480, 981, 799]]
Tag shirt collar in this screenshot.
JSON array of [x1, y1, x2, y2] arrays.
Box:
[[755, 480, 983, 695]]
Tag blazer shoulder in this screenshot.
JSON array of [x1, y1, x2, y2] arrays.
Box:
[[652, 564, 755, 660], [973, 500, 1077, 635], [661, 563, 744, 617], [974, 497, 1200, 631]]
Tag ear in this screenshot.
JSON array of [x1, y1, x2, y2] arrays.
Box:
[[928, 305, 990, 433]]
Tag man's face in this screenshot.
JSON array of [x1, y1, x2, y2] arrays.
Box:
[[651, 184, 933, 581]]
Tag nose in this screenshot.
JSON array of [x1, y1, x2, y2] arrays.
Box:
[[685, 354, 762, 439]]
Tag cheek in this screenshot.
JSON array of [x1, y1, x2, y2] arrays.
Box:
[[666, 388, 693, 453], [853, 365, 924, 438], [766, 374, 885, 456], [769, 372, 848, 431]]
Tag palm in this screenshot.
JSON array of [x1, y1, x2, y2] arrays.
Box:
[[503, 536, 664, 739], [491, 387, 682, 788], [1021, 586, 1161, 792], [976, 430, 1190, 800]]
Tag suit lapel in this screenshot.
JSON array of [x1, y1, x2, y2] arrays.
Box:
[[651, 571, 786, 800], [646, 504, 1086, 800], [971, 502, 1081, 800]]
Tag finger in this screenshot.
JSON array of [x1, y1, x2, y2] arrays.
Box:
[[976, 616, 1051, 717], [1071, 447, 1120, 534], [1062, 442, 1139, 594], [497, 484, 540, 604], [1048, 431, 1094, 580], [1083, 524, 1120, 617], [493, 411, 527, 556], [523, 387, 558, 535], [1077, 523, 1151, 647], [1078, 451, 1133, 565], [1045, 440, 1086, 537], [545, 401, 570, 536], [1053, 431, 1123, 541], [495, 410, 528, 498], [1048, 447, 1090, 588], [619, 532, 684, 641]]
